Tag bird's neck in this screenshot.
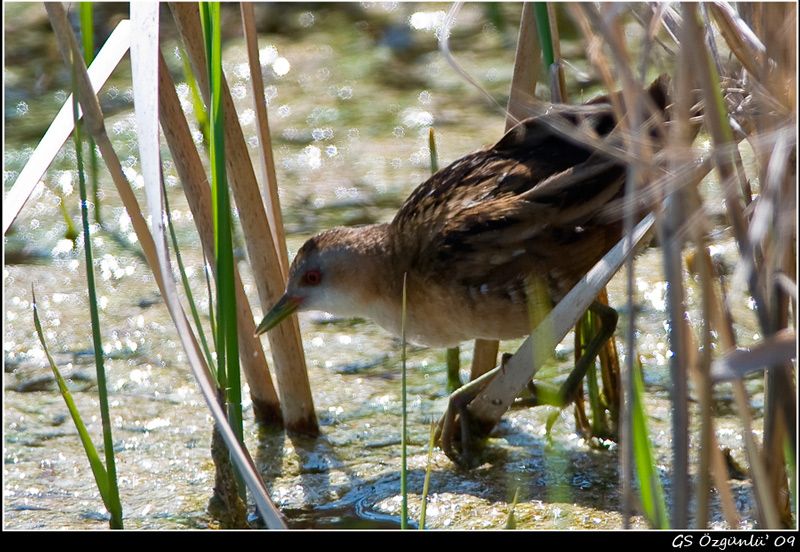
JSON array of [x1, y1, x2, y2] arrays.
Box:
[[328, 223, 406, 324]]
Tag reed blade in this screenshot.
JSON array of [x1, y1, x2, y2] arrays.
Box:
[[504, 487, 520, 529], [400, 272, 408, 529], [632, 357, 669, 529], [70, 54, 123, 529], [418, 421, 436, 530], [31, 287, 121, 527], [201, 0, 244, 497]]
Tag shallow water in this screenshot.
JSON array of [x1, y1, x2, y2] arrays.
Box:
[[4, 3, 765, 530]]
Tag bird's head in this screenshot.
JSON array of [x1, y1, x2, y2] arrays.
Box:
[[255, 224, 390, 335]]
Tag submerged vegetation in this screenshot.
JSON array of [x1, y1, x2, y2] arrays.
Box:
[[3, 2, 797, 531]]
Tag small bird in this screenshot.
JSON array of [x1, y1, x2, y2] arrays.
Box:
[[257, 76, 669, 363]]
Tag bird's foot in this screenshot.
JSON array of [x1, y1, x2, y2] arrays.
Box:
[[436, 365, 501, 468]]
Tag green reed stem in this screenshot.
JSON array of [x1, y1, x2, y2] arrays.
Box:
[[70, 57, 122, 528], [32, 286, 122, 526], [401, 272, 408, 529], [581, 312, 606, 435], [533, 3, 555, 68], [430, 127, 461, 391], [445, 347, 461, 392], [201, 1, 244, 499], [418, 420, 436, 530], [632, 356, 669, 528], [504, 487, 520, 529], [79, 2, 101, 226], [586, 365, 604, 435]]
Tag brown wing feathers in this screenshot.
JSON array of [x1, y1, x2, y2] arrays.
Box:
[[392, 76, 670, 302]]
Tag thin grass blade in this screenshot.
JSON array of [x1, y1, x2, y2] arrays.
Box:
[[504, 487, 520, 529], [632, 357, 669, 528], [400, 272, 408, 529], [70, 50, 122, 529], [418, 420, 436, 530], [31, 286, 114, 515]]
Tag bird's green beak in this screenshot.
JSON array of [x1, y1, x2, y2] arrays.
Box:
[[255, 294, 302, 336]]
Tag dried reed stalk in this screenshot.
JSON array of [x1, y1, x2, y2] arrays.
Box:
[[4, 20, 131, 236], [169, 2, 318, 434], [669, 51, 714, 527], [462, 214, 656, 427], [746, 3, 797, 527], [157, 52, 282, 422], [683, 3, 783, 527], [239, 3, 290, 279], [570, 3, 658, 527], [45, 2, 286, 526], [683, 178, 743, 527], [470, 3, 540, 381]]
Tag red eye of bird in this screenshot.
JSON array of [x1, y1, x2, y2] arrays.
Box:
[[303, 270, 322, 286]]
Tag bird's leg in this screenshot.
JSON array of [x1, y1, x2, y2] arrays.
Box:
[[446, 347, 462, 392], [557, 301, 618, 405], [518, 301, 618, 408], [438, 302, 617, 465], [436, 360, 507, 467]]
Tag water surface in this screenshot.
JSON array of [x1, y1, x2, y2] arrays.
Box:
[[4, 2, 763, 530]]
